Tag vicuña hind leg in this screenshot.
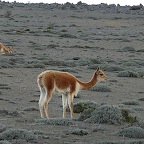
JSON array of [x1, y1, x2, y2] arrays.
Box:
[[68, 94, 74, 119], [62, 94, 68, 118], [39, 87, 46, 118], [44, 91, 52, 118]]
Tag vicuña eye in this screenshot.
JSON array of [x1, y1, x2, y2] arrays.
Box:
[[100, 74, 103, 76]]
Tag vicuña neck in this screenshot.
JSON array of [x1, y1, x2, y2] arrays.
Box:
[[78, 72, 98, 90]]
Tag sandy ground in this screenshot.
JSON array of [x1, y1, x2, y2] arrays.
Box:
[[0, 5, 144, 144]]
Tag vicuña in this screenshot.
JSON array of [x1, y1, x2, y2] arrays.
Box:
[[37, 67, 107, 119], [0, 43, 12, 55]]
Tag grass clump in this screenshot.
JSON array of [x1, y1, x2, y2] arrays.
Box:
[[69, 129, 89, 136], [137, 49, 144, 52], [47, 44, 59, 48], [138, 97, 144, 101], [0, 140, 11, 144], [70, 45, 93, 49], [91, 84, 111, 92], [73, 100, 98, 113], [117, 46, 136, 52], [121, 109, 138, 123], [95, 140, 144, 144], [121, 100, 139, 106], [84, 105, 123, 124], [4, 10, 12, 18], [78, 101, 138, 124], [23, 106, 38, 111], [0, 110, 20, 117], [114, 126, 144, 138], [79, 108, 96, 121], [0, 84, 11, 90], [0, 128, 37, 142], [59, 33, 76, 38], [117, 70, 139, 78], [104, 65, 124, 72]]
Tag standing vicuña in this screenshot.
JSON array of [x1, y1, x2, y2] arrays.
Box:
[[37, 67, 107, 119], [0, 43, 12, 56]]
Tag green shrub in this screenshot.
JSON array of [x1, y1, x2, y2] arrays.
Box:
[[121, 109, 138, 123], [79, 108, 95, 121], [73, 100, 98, 113]]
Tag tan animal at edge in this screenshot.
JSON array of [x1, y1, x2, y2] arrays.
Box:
[[0, 43, 12, 56], [37, 67, 107, 119]]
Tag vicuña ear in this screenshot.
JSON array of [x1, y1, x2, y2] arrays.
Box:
[[97, 66, 100, 71], [95, 66, 100, 74]]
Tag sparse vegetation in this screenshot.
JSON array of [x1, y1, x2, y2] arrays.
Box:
[[34, 118, 76, 126], [84, 105, 124, 124], [59, 33, 77, 38], [79, 105, 138, 124], [0, 84, 11, 90], [73, 100, 98, 113], [91, 84, 111, 92], [68, 129, 89, 136], [4, 10, 12, 18], [117, 46, 136, 52], [121, 109, 138, 123], [121, 100, 139, 106], [114, 126, 144, 138], [95, 140, 144, 144], [0, 128, 37, 142], [117, 70, 139, 78]]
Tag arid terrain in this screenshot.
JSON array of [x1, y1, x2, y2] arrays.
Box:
[[0, 2, 144, 144]]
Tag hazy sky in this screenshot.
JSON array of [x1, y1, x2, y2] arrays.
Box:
[[4, 0, 144, 6]]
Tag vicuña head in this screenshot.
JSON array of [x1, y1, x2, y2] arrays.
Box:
[[0, 42, 13, 55], [7, 47, 13, 54], [37, 67, 107, 119]]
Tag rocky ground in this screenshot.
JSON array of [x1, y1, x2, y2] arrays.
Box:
[[0, 1, 144, 144]]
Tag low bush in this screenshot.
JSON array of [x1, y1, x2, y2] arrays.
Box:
[[114, 126, 144, 138], [68, 128, 89, 136], [95, 140, 144, 144], [121, 100, 139, 105], [91, 84, 111, 92], [73, 100, 99, 113], [0, 128, 37, 142], [84, 105, 123, 124], [117, 71, 139, 78]]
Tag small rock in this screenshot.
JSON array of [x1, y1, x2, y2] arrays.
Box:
[[73, 57, 80, 60], [103, 92, 109, 97]]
